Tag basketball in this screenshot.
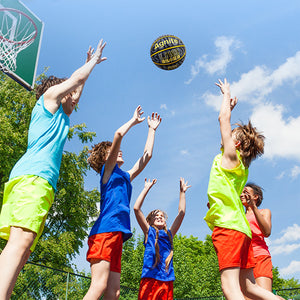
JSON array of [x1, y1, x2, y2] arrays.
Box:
[[150, 35, 186, 70]]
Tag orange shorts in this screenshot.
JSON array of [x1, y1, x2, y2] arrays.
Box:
[[86, 231, 123, 273], [212, 227, 255, 271], [253, 255, 273, 279], [138, 278, 173, 300]]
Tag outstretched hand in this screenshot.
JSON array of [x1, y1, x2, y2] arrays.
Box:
[[216, 78, 238, 111], [148, 112, 162, 130], [91, 39, 107, 64], [144, 178, 157, 190], [180, 177, 191, 193], [133, 105, 146, 124], [86, 46, 94, 63]]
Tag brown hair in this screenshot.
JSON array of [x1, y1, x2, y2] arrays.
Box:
[[234, 121, 265, 168], [87, 141, 112, 173], [245, 182, 264, 207], [145, 210, 173, 272], [35, 75, 67, 100]]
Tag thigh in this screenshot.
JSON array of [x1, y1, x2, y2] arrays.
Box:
[[103, 271, 121, 300], [9, 226, 37, 249], [90, 259, 111, 283]]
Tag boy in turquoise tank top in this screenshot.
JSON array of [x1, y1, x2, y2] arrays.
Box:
[[0, 39, 107, 299], [205, 79, 279, 300]]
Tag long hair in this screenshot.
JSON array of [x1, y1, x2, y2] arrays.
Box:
[[234, 121, 265, 168], [35, 76, 67, 100], [245, 182, 264, 207], [145, 209, 174, 272], [87, 141, 112, 173]]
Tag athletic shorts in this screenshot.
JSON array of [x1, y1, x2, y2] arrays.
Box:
[[212, 226, 255, 271], [138, 278, 173, 300], [253, 255, 273, 279], [0, 175, 54, 252], [86, 231, 123, 273]]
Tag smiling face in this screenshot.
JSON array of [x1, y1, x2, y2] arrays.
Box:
[[240, 186, 257, 207], [152, 210, 167, 229]]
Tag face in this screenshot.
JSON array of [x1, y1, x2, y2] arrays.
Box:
[[61, 92, 78, 116], [240, 186, 256, 207], [105, 148, 124, 166], [152, 211, 166, 229]]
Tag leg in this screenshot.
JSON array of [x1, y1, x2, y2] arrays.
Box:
[[103, 271, 121, 300], [256, 276, 273, 292], [220, 267, 245, 300], [83, 259, 110, 300], [240, 268, 278, 300], [0, 226, 36, 300]]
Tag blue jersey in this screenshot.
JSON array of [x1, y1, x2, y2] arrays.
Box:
[[9, 95, 69, 191], [141, 226, 175, 282], [89, 164, 133, 242]]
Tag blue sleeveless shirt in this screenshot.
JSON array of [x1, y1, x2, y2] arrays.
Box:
[[141, 226, 175, 282], [89, 164, 133, 242], [9, 95, 69, 191]]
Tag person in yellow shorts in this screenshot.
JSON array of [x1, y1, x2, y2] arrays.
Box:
[[0, 39, 107, 300]]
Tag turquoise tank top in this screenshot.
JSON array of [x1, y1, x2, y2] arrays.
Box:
[[9, 95, 70, 191]]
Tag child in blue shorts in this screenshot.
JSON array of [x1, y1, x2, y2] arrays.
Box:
[[83, 106, 161, 300], [0, 39, 107, 299]]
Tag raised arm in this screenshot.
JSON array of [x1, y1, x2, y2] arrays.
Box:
[[44, 39, 107, 114], [170, 178, 191, 236], [69, 46, 95, 106], [134, 178, 157, 235], [245, 192, 272, 237], [128, 112, 161, 181], [216, 78, 239, 169], [102, 106, 145, 184]]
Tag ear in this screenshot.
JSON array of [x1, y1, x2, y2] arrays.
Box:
[[235, 140, 241, 148]]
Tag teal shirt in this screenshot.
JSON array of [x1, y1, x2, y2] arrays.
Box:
[[9, 95, 69, 191], [204, 151, 251, 238]]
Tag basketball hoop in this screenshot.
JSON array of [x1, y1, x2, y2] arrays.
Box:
[[0, 8, 37, 72]]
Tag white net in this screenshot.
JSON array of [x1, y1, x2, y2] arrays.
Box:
[[0, 8, 37, 72]]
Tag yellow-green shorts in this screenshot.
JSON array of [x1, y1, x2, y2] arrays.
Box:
[[0, 175, 54, 252]]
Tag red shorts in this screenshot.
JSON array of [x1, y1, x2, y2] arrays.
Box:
[[253, 255, 273, 279], [86, 231, 123, 273], [138, 278, 173, 300], [212, 227, 255, 271]]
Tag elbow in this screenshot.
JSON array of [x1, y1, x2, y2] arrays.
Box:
[[264, 231, 271, 238], [178, 210, 185, 218], [114, 130, 123, 139], [144, 151, 152, 162]]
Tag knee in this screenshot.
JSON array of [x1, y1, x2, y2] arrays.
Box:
[[105, 287, 120, 300]]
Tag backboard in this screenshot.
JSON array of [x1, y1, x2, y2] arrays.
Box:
[[0, 0, 43, 90]]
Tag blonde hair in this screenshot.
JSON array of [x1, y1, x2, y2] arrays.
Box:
[[234, 121, 265, 168], [87, 141, 112, 173], [145, 210, 173, 272]]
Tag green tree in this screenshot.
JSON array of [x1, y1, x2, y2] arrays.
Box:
[[0, 73, 100, 298]]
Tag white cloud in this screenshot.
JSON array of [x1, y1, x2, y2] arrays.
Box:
[[185, 36, 241, 84], [251, 103, 300, 161], [160, 104, 167, 110], [180, 149, 190, 156], [272, 224, 300, 244], [290, 165, 300, 179], [203, 51, 300, 111], [270, 243, 300, 255], [280, 261, 300, 276], [276, 171, 285, 180]]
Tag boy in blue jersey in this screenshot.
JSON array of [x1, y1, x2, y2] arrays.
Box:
[[84, 106, 161, 300], [0, 39, 107, 299]]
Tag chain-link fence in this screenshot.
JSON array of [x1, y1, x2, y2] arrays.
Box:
[[11, 261, 300, 300]]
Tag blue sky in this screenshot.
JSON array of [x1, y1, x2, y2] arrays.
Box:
[[19, 0, 300, 280]]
